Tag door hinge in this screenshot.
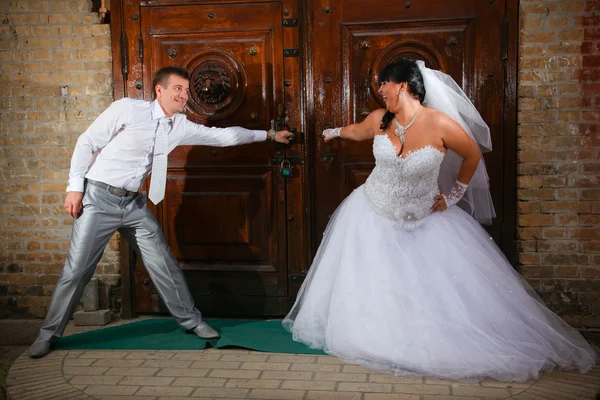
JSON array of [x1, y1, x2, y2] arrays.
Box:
[[502, 17, 508, 62], [283, 48, 299, 57], [120, 31, 128, 81], [282, 18, 298, 27], [139, 34, 143, 61]]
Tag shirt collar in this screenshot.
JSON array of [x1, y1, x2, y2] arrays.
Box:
[[151, 100, 167, 121]]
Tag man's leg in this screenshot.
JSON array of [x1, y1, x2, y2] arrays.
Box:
[[30, 186, 120, 357], [120, 197, 214, 336]]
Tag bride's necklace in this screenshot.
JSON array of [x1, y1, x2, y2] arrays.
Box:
[[393, 105, 422, 144]]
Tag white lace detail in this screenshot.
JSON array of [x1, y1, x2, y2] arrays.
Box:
[[364, 135, 445, 231], [442, 180, 469, 208]]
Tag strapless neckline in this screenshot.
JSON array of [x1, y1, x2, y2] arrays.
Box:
[[375, 134, 445, 160]]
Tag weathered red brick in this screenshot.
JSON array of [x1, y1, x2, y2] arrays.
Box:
[[542, 176, 566, 187], [518, 163, 558, 176], [583, 55, 600, 67], [542, 227, 567, 239], [519, 227, 542, 240], [518, 189, 554, 200], [543, 254, 590, 265], [571, 175, 600, 188], [581, 214, 600, 225], [555, 214, 580, 226], [519, 253, 542, 265], [584, 28, 600, 40], [518, 214, 555, 226], [521, 31, 557, 43], [568, 227, 600, 240], [569, 280, 600, 291], [541, 201, 581, 213], [538, 240, 579, 252], [554, 266, 579, 278], [560, 1, 586, 13], [582, 188, 600, 200], [519, 240, 538, 252], [518, 266, 554, 277], [586, 1, 600, 12], [547, 42, 581, 55], [520, 17, 544, 30], [581, 242, 600, 253], [581, 41, 600, 55]]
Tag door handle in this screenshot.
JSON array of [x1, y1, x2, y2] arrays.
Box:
[[288, 127, 301, 142], [321, 122, 338, 160], [270, 124, 298, 143]]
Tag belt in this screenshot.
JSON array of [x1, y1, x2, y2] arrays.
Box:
[[87, 179, 138, 197]]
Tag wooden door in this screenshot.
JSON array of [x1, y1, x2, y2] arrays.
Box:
[[111, 0, 517, 317], [113, 0, 304, 317], [309, 0, 516, 260]]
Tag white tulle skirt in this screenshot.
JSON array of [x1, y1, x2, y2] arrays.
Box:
[[283, 186, 597, 382]]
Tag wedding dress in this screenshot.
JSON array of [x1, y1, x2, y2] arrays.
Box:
[[283, 134, 596, 382]]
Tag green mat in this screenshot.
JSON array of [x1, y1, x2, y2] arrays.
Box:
[[53, 319, 326, 355]]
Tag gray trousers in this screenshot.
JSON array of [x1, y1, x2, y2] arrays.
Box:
[[38, 182, 202, 343]]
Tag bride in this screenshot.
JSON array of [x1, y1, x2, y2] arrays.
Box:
[[282, 58, 596, 382]]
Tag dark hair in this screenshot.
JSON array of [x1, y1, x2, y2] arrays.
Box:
[[378, 58, 426, 130], [152, 66, 190, 99]]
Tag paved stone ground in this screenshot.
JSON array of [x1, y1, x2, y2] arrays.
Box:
[[5, 321, 600, 400]]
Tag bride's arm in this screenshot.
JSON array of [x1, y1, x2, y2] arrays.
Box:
[[439, 114, 481, 184], [431, 113, 482, 213], [322, 109, 386, 142]]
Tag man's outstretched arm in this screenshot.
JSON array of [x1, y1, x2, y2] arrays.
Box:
[[178, 120, 293, 149]]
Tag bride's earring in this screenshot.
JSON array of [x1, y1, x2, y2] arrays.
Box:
[[399, 91, 405, 100]]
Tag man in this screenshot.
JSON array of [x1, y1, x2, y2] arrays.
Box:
[[28, 66, 294, 358]]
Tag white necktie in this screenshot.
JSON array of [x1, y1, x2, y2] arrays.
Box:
[[148, 118, 171, 205]]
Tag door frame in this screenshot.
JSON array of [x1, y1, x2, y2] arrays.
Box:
[[110, 0, 518, 319], [503, 0, 519, 267]]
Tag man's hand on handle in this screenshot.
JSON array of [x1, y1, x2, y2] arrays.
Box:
[[64, 191, 84, 219], [274, 130, 295, 144]]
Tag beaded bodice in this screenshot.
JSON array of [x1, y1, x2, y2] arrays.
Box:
[[364, 135, 445, 231]]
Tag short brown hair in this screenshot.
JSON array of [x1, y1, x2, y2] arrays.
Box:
[[152, 66, 190, 99]]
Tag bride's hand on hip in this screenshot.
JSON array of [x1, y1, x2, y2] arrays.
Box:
[[431, 191, 447, 213]]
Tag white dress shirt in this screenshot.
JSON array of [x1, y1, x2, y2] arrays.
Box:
[[68, 98, 267, 192]]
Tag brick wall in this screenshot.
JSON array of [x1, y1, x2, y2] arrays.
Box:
[[1, 0, 599, 328], [0, 0, 119, 318], [518, 0, 600, 328]]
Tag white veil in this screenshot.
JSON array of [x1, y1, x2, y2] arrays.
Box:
[[416, 60, 496, 224]]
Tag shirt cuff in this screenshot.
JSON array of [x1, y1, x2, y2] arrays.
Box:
[[66, 177, 85, 192], [254, 130, 268, 142]]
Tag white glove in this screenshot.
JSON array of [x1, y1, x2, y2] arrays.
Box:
[[322, 127, 342, 139], [442, 181, 469, 208]]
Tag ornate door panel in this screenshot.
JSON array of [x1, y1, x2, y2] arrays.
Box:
[[132, 1, 294, 316], [309, 0, 512, 257]]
